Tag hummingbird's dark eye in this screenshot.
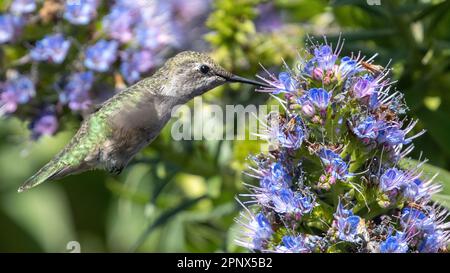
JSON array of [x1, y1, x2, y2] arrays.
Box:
[[200, 65, 210, 74]]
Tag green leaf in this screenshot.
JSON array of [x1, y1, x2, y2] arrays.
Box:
[[412, 0, 450, 22], [131, 195, 208, 252]]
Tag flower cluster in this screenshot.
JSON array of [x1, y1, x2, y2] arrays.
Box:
[[236, 37, 449, 253], [0, 0, 210, 139]]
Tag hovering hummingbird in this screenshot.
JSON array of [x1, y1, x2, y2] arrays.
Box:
[[18, 51, 270, 192]]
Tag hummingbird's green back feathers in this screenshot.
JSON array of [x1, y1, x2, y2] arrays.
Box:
[[18, 114, 111, 192]]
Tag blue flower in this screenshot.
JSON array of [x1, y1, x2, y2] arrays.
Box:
[[352, 75, 376, 99], [271, 162, 290, 181], [333, 203, 361, 242], [403, 179, 422, 201], [276, 235, 311, 253], [0, 14, 24, 44], [313, 45, 337, 71], [271, 188, 315, 215], [84, 40, 118, 72], [135, 13, 176, 50], [352, 116, 384, 143], [400, 207, 435, 235], [255, 213, 272, 235], [259, 162, 291, 191], [337, 215, 361, 242], [10, 0, 36, 15], [29, 110, 58, 140], [379, 232, 408, 253], [303, 59, 315, 75], [377, 120, 424, 147], [30, 34, 71, 64], [102, 4, 137, 43], [418, 230, 445, 253], [268, 115, 304, 150], [379, 168, 406, 193], [250, 213, 273, 250], [64, 0, 99, 25], [378, 126, 407, 146], [60, 71, 94, 111], [318, 149, 350, 181], [278, 72, 298, 93], [403, 178, 441, 203], [120, 62, 140, 85], [336, 56, 359, 81], [0, 74, 35, 114], [235, 210, 273, 251], [304, 88, 330, 112], [120, 49, 156, 84], [259, 71, 299, 94]]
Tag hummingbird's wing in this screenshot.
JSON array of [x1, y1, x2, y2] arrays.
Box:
[[94, 87, 176, 174]]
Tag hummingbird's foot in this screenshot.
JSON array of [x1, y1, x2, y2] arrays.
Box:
[[106, 165, 124, 175]]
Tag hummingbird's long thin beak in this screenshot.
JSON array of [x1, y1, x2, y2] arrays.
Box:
[[225, 74, 272, 88]]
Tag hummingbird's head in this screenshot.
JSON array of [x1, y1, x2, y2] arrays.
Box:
[[159, 51, 270, 98]]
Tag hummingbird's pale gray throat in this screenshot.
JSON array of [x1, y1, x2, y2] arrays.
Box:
[[18, 51, 269, 193]]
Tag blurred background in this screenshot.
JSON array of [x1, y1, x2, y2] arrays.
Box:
[[1, 0, 450, 252]]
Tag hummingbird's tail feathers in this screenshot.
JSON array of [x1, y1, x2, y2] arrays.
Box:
[[17, 160, 68, 193]]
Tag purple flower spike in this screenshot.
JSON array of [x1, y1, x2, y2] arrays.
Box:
[[84, 40, 119, 72], [30, 34, 71, 64], [237, 37, 450, 253]]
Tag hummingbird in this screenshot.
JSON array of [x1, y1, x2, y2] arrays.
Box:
[[18, 51, 270, 192]]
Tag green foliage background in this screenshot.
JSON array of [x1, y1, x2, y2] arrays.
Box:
[[1, 0, 450, 252]]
